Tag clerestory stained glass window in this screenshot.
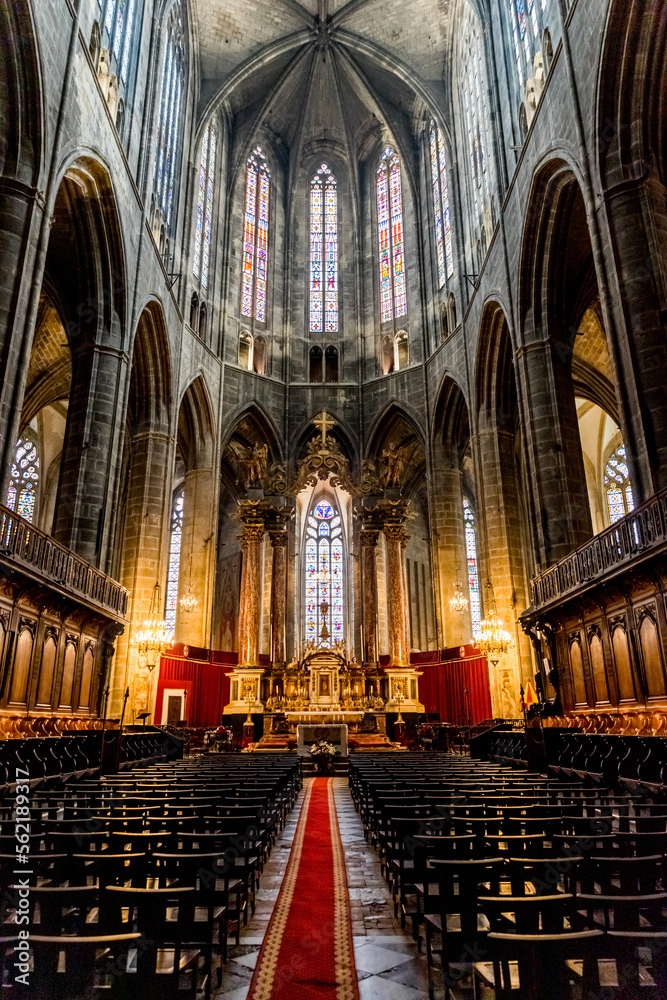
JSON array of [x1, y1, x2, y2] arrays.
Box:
[[153, 2, 185, 232], [377, 147, 407, 323], [193, 120, 217, 290], [429, 122, 454, 286], [5, 438, 39, 523], [460, 9, 494, 247], [165, 489, 184, 633], [241, 147, 270, 324], [310, 165, 338, 333], [463, 498, 482, 638], [305, 500, 344, 648], [98, 0, 138, 87], [605, 445, 635, 525], [508, 0, 544, 86]]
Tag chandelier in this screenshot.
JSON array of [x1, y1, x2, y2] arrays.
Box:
[[476, 581, 514, 667], [449, 571, 469, 615], [131, 582, 173, 671], [180, 583, 198, 615]]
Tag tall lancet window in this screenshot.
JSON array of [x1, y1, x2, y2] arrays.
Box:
[[459, 6, 495, 250], [508, 0, 544, 86], [165, 489, 184, 633], [6, 438, 39, 523], [310, 164, 338, 333], [98, 0, 139, 87], [377, 147, 407, 323], [305, 500, 344, 649], [193, 120, 218, 290], [429, 122, 454, 286], [605, 445, 635, 525], [241, 147, 270, 324], [463, 498, 482, 638], [153, 1, 186, 232]]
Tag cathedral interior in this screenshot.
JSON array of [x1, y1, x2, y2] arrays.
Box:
[[2, 0, 667, 997]]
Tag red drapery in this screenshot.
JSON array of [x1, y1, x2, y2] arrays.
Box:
[[157, 648, 240, 728]]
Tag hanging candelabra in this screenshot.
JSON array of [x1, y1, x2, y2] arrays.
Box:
[[449, 566, 469, 615], [131, 582, 173, 671], [476, 580, 515, 667]]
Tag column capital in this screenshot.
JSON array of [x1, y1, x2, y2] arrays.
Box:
[[239, 522, 265, 546], [384, 523, 409, 544], [269, 528, 289, 548], [359, 527, 381, 547]]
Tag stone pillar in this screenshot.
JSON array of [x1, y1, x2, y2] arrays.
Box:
[[269, 528, 288, 667], [0, 181, 46, 496], [384, 523, 410, 666], [53, 340, 127, 566], [359, 526, 380, 665], [516, 338, 592, 566], [238, 521, 265, 668]]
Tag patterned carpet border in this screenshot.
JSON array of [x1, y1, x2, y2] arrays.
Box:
[[246, 777, 360, 1000]]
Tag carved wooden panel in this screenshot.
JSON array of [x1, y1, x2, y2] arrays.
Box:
[[59, 640, 77, 709], [35, 635, 58, 707], [589, 632, 610, 705], [8, 627, 35, 705], [568, 634, 587, 706], [610, 621, 636, 701], [637, 606, 667, 698], [78, 644, 95, 709]]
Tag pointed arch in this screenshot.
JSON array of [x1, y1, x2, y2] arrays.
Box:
[[129, 299, 172, 432], [365, 401, 425, 462], [221, 400, 283, 465], [177, 374, 216, 470]]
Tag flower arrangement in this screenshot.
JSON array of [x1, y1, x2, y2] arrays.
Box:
[[309, 738, 340, 773], [203, 726, 233, 752]]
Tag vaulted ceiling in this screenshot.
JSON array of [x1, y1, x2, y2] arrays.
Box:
[[194, 0, 457, 167]]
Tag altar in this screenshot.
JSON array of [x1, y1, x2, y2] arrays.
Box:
[[297, 724, 347, 756]]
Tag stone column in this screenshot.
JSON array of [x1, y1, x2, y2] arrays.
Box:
[[237, 521, 265, 668], [384, 523, 410, 666], [269, 528, 288, 666], [359, 527, 380, 665]]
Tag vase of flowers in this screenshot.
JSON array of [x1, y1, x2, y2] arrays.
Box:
[[309, 739, 340, 775]]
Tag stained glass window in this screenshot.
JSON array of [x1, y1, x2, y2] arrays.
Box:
[[165, 489, 184, 633], [377, 147, 407, 323], [241, 147, 270, 324], [460, 10, 495, 249], [5, 438, 39, 523], [153, 2, 185, 231], [98, 0, 138, 87], [305, 499, 344, 648], [310, 165, 338, 333], [429, 122, 454, 287], [193, 120, 217, 290], [463, 498, 482, 638], [605, 445, 635, 525], [508, 0, 544, 85]]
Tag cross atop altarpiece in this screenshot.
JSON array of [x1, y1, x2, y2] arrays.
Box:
[[313, 411, 336, 447]]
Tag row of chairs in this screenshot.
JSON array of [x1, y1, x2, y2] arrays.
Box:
[[1, 752, 301, 998], [349, 752, 667, 998]]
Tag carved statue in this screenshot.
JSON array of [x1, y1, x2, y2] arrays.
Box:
[[382, 443, 408, 489], [98, 48, 111, 99], [525, 77, 538, 122], [534, 51, 545, 96], [230, 441, 269, 490]]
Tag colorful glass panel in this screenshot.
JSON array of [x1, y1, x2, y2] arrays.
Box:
[[6, 438, 39, 524], [165, 490, 184, 633], [193, 122, 217, 289], [310, 177, 323, 332], [605, 445, 635, 525], [305, 499, 344, 648], [430, 126, 445, 289], [241, 148, 270, 323], [377, 147, 407, 322], [430, 123, 454, 287], [463, 498, 482, 638], [461, 13, 494, 242], [153, 6, 184, 231]]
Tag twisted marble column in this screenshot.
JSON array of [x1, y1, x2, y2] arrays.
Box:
[[384, 523, 410, 666], [238, 522, 265, 667]]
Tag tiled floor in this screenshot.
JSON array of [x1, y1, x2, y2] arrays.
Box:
[[214, 776, 429, 999]]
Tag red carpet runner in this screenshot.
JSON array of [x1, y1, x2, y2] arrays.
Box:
[[247, 777, 360, 1000]]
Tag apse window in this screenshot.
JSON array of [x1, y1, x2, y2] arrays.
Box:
[[305, 500, 344, 648], [241, 146, 270, 324], [605, 445, 635, 525], [377, 147, 407, 323], [6, 437, 39, 523], [310, 164, 338, 333]]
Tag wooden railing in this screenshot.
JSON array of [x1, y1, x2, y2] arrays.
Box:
[[530, 488, 667, 609], [0, 504, 128, 619]]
